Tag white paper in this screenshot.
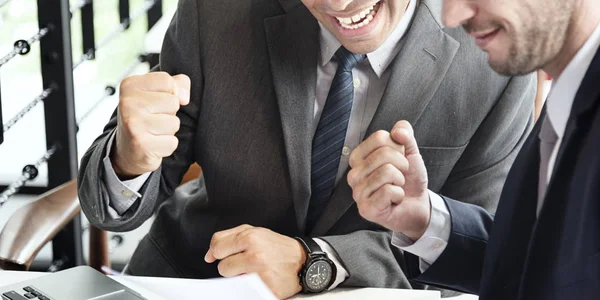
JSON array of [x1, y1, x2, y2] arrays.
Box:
[[111, 273, 278, 300], [291, 288, 440, 300]]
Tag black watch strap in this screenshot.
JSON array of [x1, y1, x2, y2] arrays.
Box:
[[295, 237, 324, 256]]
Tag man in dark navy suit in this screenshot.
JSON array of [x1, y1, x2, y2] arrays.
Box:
[[348, 0, 600, 299]]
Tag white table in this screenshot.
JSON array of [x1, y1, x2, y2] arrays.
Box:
[[0, 270, 478, 300]]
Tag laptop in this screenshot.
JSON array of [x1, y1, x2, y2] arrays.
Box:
[[0, 266, 147, 300]]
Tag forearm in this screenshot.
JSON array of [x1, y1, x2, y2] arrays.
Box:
[[78, 114, 161, 232]]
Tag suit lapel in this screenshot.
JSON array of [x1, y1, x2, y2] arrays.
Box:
[[264, 6, 319, 233], [478, 116, 541, 296], [546, 46, 600, 187], [311, 1, 460, 235]]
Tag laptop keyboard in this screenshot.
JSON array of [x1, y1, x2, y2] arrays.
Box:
[[2, 287, 49, 300]]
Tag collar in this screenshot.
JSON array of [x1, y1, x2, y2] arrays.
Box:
[[546, 22, 600, 139], [318, 0, 417, 78]]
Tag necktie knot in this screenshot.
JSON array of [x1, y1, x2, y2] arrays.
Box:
[[335, 47, 366, 71]]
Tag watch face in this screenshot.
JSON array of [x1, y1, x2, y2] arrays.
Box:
[[305, 260, 333, 291]]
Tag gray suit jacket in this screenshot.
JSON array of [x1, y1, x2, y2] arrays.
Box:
[[78, 0, 536, 290]]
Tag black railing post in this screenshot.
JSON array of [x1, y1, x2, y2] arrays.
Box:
[[81, 0, 96, 59], [147, 0, 162, 30], [119, 0, 130, 29], [0, 81, 4, 145], [37, 0, 83, 269]]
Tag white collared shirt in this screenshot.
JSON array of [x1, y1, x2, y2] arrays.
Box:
[[394, 21, 600, 272]]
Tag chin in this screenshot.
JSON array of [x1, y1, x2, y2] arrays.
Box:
[[341, 40, 381, 54]]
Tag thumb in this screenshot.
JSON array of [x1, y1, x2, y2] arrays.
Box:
[[172, 74, 191, 106], [391, 121, 420, 156]]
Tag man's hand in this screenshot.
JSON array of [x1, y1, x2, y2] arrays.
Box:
[[205, 225, 306, 299], [112, 72, 191, 178], [348, 121, 430, 241]]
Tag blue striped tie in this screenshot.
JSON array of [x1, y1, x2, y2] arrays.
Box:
[[307, 47, 366, 231]]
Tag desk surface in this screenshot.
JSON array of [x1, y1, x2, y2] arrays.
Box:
[[0, 270, 478, 300]]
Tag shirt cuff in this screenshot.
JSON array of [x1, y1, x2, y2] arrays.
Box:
[[314, 238, 349, 290], [102, 130, 152, 217], [391, 190, 451, 272]]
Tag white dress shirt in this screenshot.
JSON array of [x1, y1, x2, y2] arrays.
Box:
[[393, 21, 600, 272], [102, 0, 419, 289]]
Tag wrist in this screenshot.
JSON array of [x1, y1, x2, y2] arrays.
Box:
[[295, 239, 308, 270], [406, 193, 432, 241], [110, 138, 140, 180]]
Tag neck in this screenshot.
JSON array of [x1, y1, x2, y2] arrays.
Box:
[[543, 0, 600, 79]]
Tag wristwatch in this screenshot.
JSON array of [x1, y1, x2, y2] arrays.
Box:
[[294, 237, 336, 293]]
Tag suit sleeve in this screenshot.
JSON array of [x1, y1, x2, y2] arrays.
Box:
[[404, 74, 536, 293], [322, 74, 536, 290], [404, 197, 494, 294], [77, 0, 203, 232]]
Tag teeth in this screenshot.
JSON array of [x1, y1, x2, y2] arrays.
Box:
[[335, 2, 379, 30], [338, 17, 352, 24]]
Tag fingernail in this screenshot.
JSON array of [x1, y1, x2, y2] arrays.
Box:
[[178, 88, 190, 105], [204, 252, 210, 262], [394, 128, 408, 135]]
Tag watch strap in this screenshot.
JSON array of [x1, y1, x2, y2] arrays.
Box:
[[295, 237, 324, 256]]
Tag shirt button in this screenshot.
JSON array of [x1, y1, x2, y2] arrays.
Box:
[[353, 78, 361, 88], [342, 146, 351, 156], [121, 190, 133, 198], [433, 242, 444, 249]]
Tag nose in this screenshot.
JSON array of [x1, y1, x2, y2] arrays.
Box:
[[326, 0, 354, 11], [442, 0, 476, 28]]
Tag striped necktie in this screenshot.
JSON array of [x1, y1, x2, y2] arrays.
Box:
[[307, 47, 366, 231]]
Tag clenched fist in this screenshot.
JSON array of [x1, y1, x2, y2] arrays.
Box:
[[348, 121, 431, 241], [111, 72, 191, 178]]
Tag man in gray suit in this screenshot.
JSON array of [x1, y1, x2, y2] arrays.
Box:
[[78, 0, 535, 298]]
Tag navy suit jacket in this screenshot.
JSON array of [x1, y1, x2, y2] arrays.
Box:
[[405, 48, 600, 299]]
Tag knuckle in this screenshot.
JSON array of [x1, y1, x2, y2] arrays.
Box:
[[352, 185, 363, 201], [245, 230, 260, 245], [240, 224, 253, 231], [167, 136, 179, 153], [250, 252, 267, 265], [172, 116, 181, 132], [365, 153, 378, 166], [156, 71, 172, 82], [348, 153, 356, 167], [168, 95, 181, 111], [217, 260, 228, 276], [118, 95, 137, 113], [240, 233, 255, 248], [211, 247, 222, 260], [397, 172, 406, 186], [347, 169, 357, 187], [380, 184, 394, 199], [372, 130, 389, 144], [119, 76, 137, 91], [382, 163, 397, 176], [123, 116, 141, 130], [211, 231, 224, 240]]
